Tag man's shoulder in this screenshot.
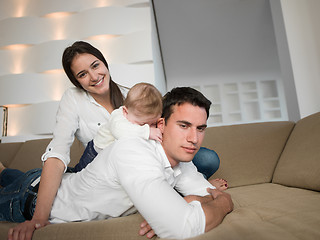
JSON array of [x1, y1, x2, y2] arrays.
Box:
[[114, 137, 155, 150]]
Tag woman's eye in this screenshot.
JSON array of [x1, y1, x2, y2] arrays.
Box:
[[92, 63, 99, 69], [78, 72, 87, 78]]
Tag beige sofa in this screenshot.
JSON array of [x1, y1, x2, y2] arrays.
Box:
[[1, 112, 320, 240]]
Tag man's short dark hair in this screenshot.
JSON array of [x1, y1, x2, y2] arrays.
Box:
[[162, 87, 211, 123]]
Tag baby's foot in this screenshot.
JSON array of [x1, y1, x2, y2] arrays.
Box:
[[209, 178, 228, 191]]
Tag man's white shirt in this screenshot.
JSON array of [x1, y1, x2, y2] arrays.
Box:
[[50, 137, 214, 239]]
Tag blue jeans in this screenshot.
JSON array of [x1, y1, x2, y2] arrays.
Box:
[[193, 147, 220, 180], [75, 140, 220, 179], [0, 168, 41, 222], [72, 140, 98, 172]]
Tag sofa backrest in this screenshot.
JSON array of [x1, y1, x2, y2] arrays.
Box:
[[202, 121, 295, 188], [1, 138, 85, 172], [0, 142, 23, 167], [272, 112, 320, 191]]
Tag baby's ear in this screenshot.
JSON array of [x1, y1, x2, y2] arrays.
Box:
[[122, 106, 128, 117], [157, 118, 165, 133]]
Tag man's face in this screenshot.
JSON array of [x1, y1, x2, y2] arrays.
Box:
[[158, 102, 207, 167]]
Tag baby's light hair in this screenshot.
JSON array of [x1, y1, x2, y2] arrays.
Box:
[[124, 83, 162, 117]]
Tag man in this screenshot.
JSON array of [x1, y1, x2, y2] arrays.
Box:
[[138, 87, 234, 238], [7, 87, 233, 239]]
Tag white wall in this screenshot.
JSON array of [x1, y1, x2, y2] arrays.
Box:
[[0, 0, 156, 142], [152, 0, 290, 126], [280, 0, 320, 118]]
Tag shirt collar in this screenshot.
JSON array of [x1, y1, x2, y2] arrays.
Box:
[[154, 141, 182, 178], [86, 92, 100, 106]]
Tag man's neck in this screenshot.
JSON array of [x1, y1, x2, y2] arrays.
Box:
[[161, 143, 179, 168]]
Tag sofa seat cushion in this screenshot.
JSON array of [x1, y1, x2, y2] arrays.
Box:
[[0, 213, 145, 240], [190, 183, 320, 240], [1, 186, 319, 240]]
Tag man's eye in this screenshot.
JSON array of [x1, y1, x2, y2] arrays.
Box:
[[180, 124, 187, 129], [197, 127, 206, 132]]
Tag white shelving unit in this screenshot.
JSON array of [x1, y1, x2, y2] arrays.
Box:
[[193, 79, 287, 127]]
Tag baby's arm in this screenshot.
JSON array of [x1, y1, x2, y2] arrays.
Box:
[[109, 108, 150, 140]]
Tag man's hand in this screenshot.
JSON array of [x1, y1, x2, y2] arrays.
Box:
[[207, 187, 225, 199], [202, 188, 233, 232], [149, 127, 162, 143], [184, 194, 213, 204], [8, 219, 50, 240], [139, 219, 156, 239]]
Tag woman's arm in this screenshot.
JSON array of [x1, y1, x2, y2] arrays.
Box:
[[33, 158, 65, 221], [8, 158, 65, 240]]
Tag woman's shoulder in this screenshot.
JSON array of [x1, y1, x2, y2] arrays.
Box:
[[62, 87, 88, 100]]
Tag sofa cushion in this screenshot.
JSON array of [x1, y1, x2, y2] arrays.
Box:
[[190, 183, 320, 240], [202, 121, 295, 188], [7, 138, 84, 172], [0, 142, 23, 167], [273, 112, 320, 191], [8, 138, 51, 172], [0, 213, 144, 240]]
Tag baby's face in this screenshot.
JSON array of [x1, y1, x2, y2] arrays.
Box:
[[125, 108, 160, 127]]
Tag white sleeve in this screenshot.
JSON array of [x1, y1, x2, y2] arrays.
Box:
[[112, 138, 206, 239], [108, 107, 150, 140], [93, 122, 115, 149], [175, 162, 215, 197], [41, 89, 79, 170]]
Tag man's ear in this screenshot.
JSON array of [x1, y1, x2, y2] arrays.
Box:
[[157, 118, 165, 133]]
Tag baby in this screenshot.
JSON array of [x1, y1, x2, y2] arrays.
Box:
[[73, 82, 163, 171]]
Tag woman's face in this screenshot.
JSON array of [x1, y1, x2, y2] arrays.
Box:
[[71, 53, 110, 98]]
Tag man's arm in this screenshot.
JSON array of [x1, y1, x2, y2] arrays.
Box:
[[201, 188, 233, 232], [174, 188, 233, 232], [139, 189, 233, 238], [113, 139, 208, 239]]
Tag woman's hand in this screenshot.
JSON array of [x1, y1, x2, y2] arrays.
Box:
[[8, 219, 50, 240], [8, 158, 64, 240]]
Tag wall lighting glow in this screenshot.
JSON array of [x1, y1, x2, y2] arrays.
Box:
[[53, 23, 67, 40], [42, 69, 64, 74], [14, 0, 28, 17], [96, 0, 113, 8], [5, 104, 28, 137], [43, 11, 75, 18], [11, 52, 24, 74], [1, 44, 32, 51]]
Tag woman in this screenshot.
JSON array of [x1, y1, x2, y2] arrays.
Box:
[[5, 41, 127, 240], [2, 41, 224, 240]]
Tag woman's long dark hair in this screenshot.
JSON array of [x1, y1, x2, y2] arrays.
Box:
[[62, 41, 124, 109]]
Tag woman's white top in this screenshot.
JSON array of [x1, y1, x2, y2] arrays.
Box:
[[41, 87, 126, 171]]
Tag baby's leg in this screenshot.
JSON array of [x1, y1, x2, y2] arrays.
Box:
[[209, 178, 228, 191]]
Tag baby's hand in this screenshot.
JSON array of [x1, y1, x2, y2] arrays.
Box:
[[149, 127, 162, 142]]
